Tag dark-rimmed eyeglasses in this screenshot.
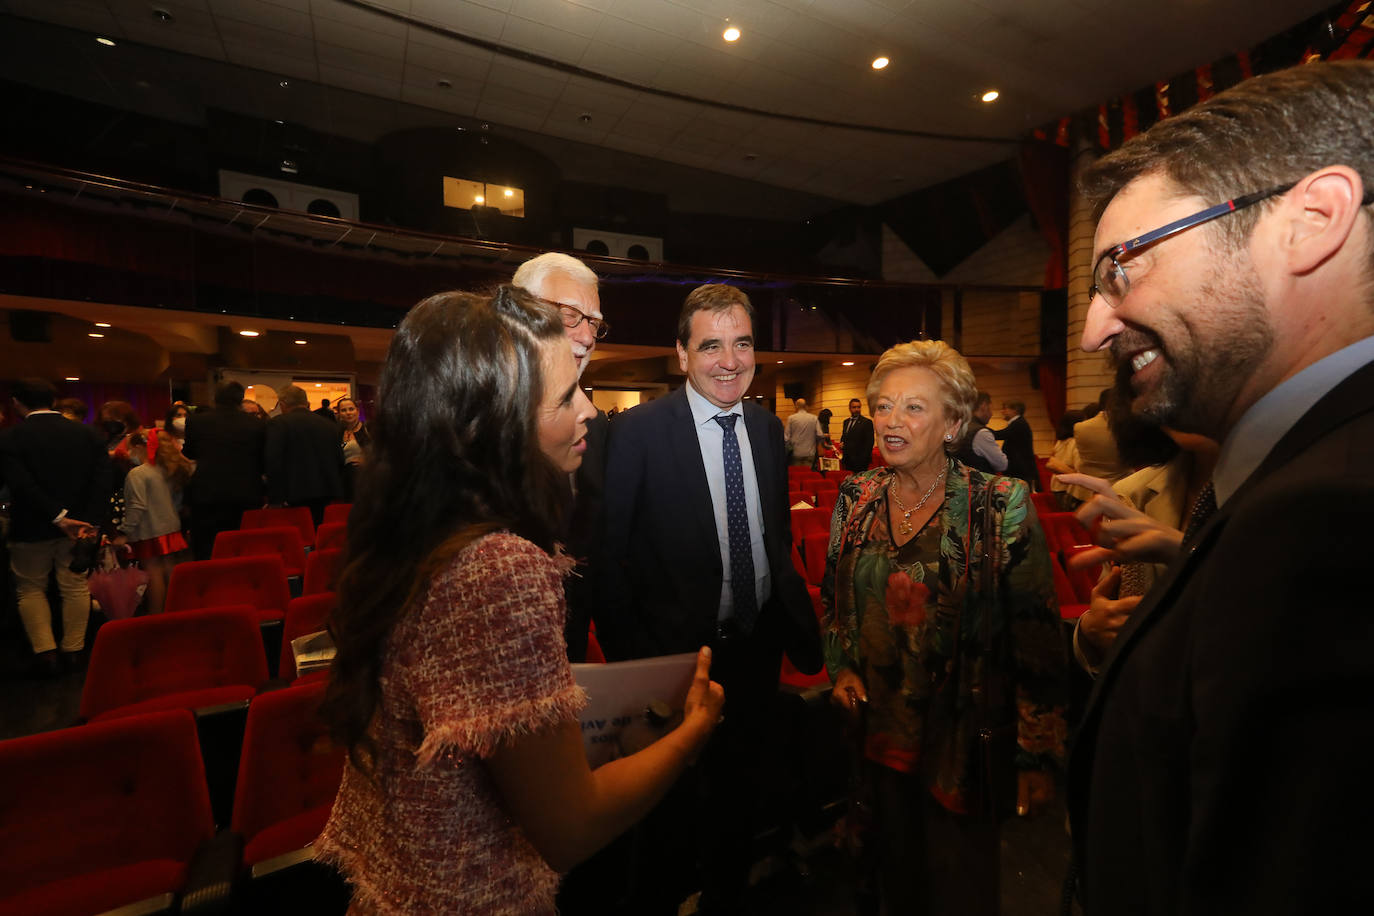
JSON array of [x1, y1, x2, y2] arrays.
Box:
[[1090, 183, 1295, 308], [539, 297, 611, 339]]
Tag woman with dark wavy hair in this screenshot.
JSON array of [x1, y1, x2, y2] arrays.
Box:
[[316, 287, 724, 914]]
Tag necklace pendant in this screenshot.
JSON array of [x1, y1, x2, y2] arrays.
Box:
[[898, 518, 913, 537]]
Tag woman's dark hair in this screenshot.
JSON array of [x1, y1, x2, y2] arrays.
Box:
[[1054, 409, 1085, 442], [321, 286, 567, 773]]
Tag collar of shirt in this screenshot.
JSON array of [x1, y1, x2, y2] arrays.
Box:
[[1214, 334, 1374, 506], [684, 382, 743, 427]]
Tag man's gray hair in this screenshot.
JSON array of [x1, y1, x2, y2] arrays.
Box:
[[512, 252, 599, 299], [278, 384, 309, 410]]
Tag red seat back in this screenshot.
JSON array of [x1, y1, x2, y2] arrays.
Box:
[[240, 507, 315, 546], [314, 521, 347, 551], [321, 503, 352, 526], [787, 489, 810, 507], [231, 682, 345, 864], [1039, 512, 1093, 556], [279, 592, 338, 681], [801, 530, 829, 587], [213, 526, 306, 577], [0, 709, 213, 911], [1050, 556, 1088, 621], [165, 555, 291, 616], [1030, 492, 1057, 518], [303, 548, 344, 596], [791, 506, 829, 541], [80, 609, 269, 721]]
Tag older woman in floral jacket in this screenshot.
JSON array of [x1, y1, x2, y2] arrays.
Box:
[[821, 339, 1066, 916]]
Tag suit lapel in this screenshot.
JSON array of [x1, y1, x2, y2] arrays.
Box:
[[667, 387, 722, 553]]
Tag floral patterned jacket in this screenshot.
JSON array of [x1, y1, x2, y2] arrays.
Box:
[[821, 458, 1067, 812]]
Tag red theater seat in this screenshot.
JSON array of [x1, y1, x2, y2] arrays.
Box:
[[0, 710, 215, 916], [801, 530, 829, 587], [303, 548, 343, 596], [241, 506, 316, 547], [80, 609, 269, 722], [166, 555, 291, 625], [1039, 512, 1093, 557], [213, 525, 307, 579], [321, 503, 352, 526], [1052, 556, 1089, 621], [314, 521, 347, 551], [232, 681, 345, 871], [279, 592, 338, 682], [1030, 491, 1058, 517], [791, 506, 829, 541]]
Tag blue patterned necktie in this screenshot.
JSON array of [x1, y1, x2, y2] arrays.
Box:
[[714, 414, 758, 633]]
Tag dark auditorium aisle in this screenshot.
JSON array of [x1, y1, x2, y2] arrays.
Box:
[[2, 632, 1077, 916]]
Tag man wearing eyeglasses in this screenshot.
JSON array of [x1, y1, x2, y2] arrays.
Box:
[[512, 252, 610, 666], [1068, 61, 1374, 915]]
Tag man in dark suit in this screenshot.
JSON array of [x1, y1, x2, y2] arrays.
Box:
[[0, 378, 111, 675], [265, 384, 343, 526], [600, 283, 822, 914], [184, 380, 267, 559], [839, 396, 874, 472], [991, 398, 1038, 488], [1068, 61, 1374, 914], [512, 251, 609, 664]]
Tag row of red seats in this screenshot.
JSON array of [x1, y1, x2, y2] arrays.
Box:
[[0, 681, 344, 916], [239, 504, 353, 548]]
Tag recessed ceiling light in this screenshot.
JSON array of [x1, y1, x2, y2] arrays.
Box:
[[94, 322, 111, 328], [504, 188, 514, 197], [151, 8, 174, 24], [475, 194, 485, 204], [279, 80, 290, 88], [842, 361, 855, 366], [238, 330, 260, 337], [87, 332, 105, 338], [96, 37, 116, 47], [294, 339, 308, 345], [314, 383, 322, 388], [872, 56, 890, 70], [273, 119, 284, 125], [65, 376, 80, 381], [436, 78, 452, 89], [981, 89, 1000, 103], [723, 26, 741, 42], [776, 360, 784, 364]]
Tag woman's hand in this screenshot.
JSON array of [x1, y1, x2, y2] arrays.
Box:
[[1079, 566, 1142, 658], [1016, 769, 1054, 817], [1055, 473, 1184, 568], [830, 669, 868, 721]]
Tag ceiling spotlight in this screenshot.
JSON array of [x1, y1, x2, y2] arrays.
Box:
[[294, 339, 308, 345], [94, 322, 111, 328], [65, 376, 80, 381], [273, 119, 284, 125], [280, 159, 298, 174], [723, 26, 741, 42], [87, 333, 105, 338], [776, 360, 784, 364], [474, 194, 485, 204], [314, 383, 322, 388], [503, 188, 514, 197], [437, 78, 452, 89], [872, 56, 890, 70], [96, 37, 116, 47], [842, 361, 855, 366], [238, 330, 260, 337], [743, 153, 758, 161], [151, 8, 174, 24], [981, 89, 1000, 103], [578, 113, 592, 123], [279, 79, 290, 88]]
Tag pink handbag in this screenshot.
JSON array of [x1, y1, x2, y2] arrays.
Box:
[[87, 546, 149, 620]]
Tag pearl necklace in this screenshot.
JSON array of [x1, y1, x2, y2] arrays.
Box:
[[889, 469, 946, 538]]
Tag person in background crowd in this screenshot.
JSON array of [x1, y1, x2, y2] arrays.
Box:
[[163, 403, 189, 445], [512, 250, 610, 666], [118, 429, 192, 614], [99, 401, 143, 472], [184, 381, 267, 560], [317, 287, 723, 914], [840, 396, 875, 473], [265, 384, 344, 526], [785, 397, 821, 468], [822, 340, 1065, 915], [336, 396, 370, 500], [599, 283, 822, 914], [241, 399, 268, 420], [1068, 60, 1374, 913], [313, 397, 336, 421], [958, 390, 1009, 475], [991, 399, 1038, 488], [0, 378, 112, 677], [1063, 389, 1129, 506], [54, 398, 88, 423], [1045, 408, 1085, 510]]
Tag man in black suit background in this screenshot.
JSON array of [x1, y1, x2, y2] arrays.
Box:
[[184, 380, 267, 559], [839, 396, 874, 472], [0, 378, 111, 675], [600, 283, 821, 913], [1068, 61, 1374, 913], [992, 398, 1038, 488], [265, 384, 343, 526], [512, 251, 609, 664]]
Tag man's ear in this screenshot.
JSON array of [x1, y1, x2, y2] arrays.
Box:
[[676, 341, 689, 373], [1281, 166, 1366, 275]]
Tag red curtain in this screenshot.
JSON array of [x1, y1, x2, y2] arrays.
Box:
[[1018, 141, 1069, 291]]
